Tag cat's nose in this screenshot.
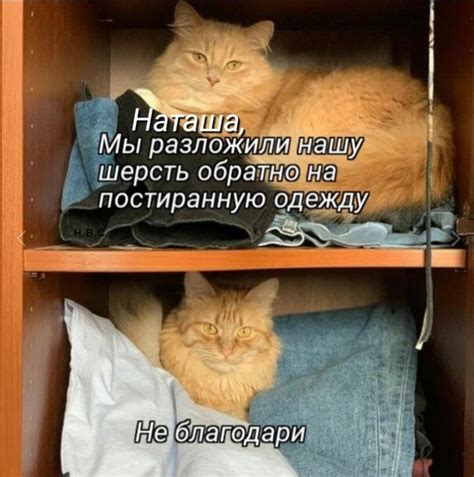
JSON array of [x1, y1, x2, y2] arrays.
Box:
[[207, 75, 220, 87], [222, 347, 232, 358]]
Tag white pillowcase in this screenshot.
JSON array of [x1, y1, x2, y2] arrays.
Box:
[[61, 299, 296, 477]]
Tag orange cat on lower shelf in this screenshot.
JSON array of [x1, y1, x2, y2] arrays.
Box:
[[110, 273, 280, 421]]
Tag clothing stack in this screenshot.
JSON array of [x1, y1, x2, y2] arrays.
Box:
[[60, 90, 275, 248], [60, 90, 458, 250]]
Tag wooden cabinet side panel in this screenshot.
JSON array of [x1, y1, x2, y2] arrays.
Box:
[[436, 5, 474, 473], [420, 269, 467, 477], [1, 2, 24, 476], [465, 241, 474, 477], [23, 0, 110, 248], [436, 1, 474, 218], [22, 275, 109, 477]]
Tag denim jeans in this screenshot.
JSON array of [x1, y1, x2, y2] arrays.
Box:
[[250, 303, 417, 477], [60, 91, 276, 248], [259, 211, 458, 248], [61, 98, 118, 210]]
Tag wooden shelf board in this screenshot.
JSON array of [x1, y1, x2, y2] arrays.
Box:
[[23, 247, 466, 273]]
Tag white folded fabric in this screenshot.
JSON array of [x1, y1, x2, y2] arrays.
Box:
[[61, 299, 296, 477]]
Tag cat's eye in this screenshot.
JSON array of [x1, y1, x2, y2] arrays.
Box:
[[202, 323, 217, 335], [237, 326, 253, 338], [192, 52, 207, 64], [226, 60, 242, 71]]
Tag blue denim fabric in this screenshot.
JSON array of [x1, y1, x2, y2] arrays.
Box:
[[61, 142, 92, 210], [259, 210, 459, 248], [250, 304, 417, 477], [61, 99, 118, 210]]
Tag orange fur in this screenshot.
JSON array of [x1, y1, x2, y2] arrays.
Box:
[[149, 2, 454, 224], [160, 273, 280, 420], [109, 281, 163, 367]]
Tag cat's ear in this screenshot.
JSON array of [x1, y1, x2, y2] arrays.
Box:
[[172, 2, 203, 30], [245, 278, 279, 308], [245, 21, 274, 53], [184, 272, 216, 299]]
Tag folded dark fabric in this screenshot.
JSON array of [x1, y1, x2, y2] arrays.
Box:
[[60, 90, 275, 248]]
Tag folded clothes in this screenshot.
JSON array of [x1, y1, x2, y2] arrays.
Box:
[[259, 209, 459, 248], [250, 304, 417, 477], [61, 99, 118, 210], [60, 90, 276, 248], [60, 91, 457, 249]]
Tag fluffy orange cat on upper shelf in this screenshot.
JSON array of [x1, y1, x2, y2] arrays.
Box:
[[146, 1, 454, 231]]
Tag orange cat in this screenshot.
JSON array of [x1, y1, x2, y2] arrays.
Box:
[[149, 2, 454, 230], [160, 272, 280, 420], [109, 273, 281, 421]]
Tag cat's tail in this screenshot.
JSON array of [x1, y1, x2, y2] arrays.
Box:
[[109, 281, 163, 367]]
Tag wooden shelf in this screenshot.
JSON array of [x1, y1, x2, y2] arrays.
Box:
[[23, 247, 466, 273]]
